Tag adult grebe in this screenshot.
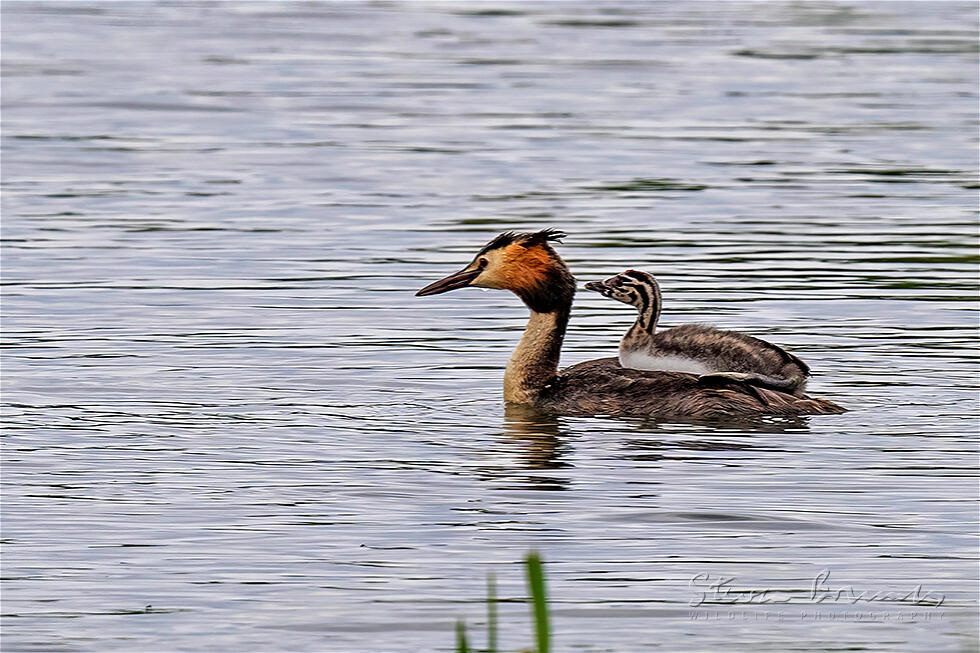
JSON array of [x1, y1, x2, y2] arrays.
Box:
[[416, 229, 843, 419], [585, 270, 809, 396]]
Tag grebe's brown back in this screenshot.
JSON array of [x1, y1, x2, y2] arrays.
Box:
[[416, 229, 843, 419]]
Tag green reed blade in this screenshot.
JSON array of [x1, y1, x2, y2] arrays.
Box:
[[456, 618, 469, 653], [486, 572, 498, 653], [524, 551, 550, 653]]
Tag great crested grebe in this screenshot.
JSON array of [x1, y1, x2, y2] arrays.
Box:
[[585, 270, 810, 396], [416, 229, 843, 419]]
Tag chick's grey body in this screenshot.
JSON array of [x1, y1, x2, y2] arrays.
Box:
[[624, 324, 810, 395], [586, 270, 810, 396]]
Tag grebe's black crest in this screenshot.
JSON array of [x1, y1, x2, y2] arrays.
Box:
[[523, 228, 566, 247], [476, 228, 566, 257]]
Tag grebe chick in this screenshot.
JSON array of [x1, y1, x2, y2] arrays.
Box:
[[585, 270, 810, 396], [416, 229, 843, 419]]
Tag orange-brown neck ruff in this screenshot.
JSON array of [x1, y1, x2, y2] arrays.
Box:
[[499, 242, 576, 314]]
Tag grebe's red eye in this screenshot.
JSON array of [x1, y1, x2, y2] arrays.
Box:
[[478, 258, 488, 269]]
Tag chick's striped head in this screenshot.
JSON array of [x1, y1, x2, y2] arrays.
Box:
[[584, 269, 659, 309]]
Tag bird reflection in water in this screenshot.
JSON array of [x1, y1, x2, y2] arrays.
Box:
[[495, 404, 572, 491], [615, 415, 812, 463], [489, 407, 814, 488]]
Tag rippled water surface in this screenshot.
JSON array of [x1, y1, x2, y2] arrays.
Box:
[[2, 2, 978, 651]]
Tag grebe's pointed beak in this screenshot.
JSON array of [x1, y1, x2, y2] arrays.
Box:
[[416, 266, 482, 296]]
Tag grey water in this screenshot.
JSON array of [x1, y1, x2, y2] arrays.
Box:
[[1, 2, 977, 651]]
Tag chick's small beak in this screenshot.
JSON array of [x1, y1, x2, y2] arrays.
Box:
[[415, 266, 482, 296], [584, 279, 616, 298], [583, 280, 607, 293]]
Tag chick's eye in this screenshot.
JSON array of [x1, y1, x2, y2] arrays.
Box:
[[477, 258, 488, 269]]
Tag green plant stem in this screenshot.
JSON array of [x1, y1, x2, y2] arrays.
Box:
[[487, 572, 498, 653], [524, 552, 550, 653], [455, 619, 468, 653]]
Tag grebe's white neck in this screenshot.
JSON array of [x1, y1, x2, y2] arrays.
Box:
[[504, 307, 569, 404]]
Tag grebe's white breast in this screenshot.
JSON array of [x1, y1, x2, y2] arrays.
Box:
[[619, 350, 712, 375]]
